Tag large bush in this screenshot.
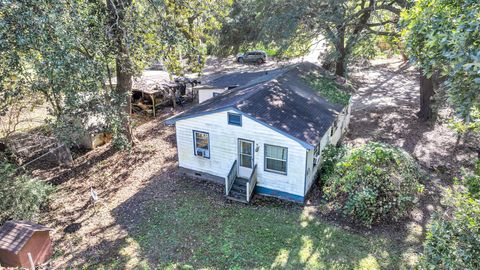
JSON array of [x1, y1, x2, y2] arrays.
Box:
[[323, 142, 423, 226], [421, 190, 480, 269], [319, 144, 347, 180], [0, 162, 54, 224], [460, 159, 480, 199]]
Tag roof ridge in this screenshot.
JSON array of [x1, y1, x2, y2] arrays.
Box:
[[229, 64, 299, 108]]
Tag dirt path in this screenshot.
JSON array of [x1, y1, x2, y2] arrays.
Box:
[[347, 58, 475, 173], [332, 58, 477, 262]]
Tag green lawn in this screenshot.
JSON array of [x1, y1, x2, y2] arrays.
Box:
[[88, 186, 418, 270]]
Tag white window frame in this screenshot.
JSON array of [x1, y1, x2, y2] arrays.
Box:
[[193, 130, 210, 158], [264, 144, 288, 175]]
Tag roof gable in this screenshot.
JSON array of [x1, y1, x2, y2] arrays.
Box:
[[0, 221, 51, 254]]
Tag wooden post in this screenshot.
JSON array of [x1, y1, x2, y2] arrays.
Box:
[[151, 94, 156, 117]]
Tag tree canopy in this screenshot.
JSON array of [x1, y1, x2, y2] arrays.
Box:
[[401, 0, 480, 127], [0, 0, 231, 147], [217, 0, 408, 76]]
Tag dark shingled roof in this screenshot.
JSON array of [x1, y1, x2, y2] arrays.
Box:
[[166, 62, 350, 148], [0, 221, 51, 254]]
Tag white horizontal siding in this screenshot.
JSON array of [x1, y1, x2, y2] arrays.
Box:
[[175, 109, 307, 196], [305, 132, 330, 193], [305, 102, 352, 194], [198, 89, 226, 103]]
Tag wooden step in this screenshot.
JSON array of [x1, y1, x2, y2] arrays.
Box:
[[235, 177, 248, 185], [226, 195, 248, 204], [228, 189, 246, 199], [231, 185, 246, 193]]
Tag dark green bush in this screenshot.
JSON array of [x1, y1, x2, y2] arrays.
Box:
[[0, 162, 54, 224], [320, 144, 347, 180], [461, 159, 480, 199], [323, 142, 423, 226], [421, 191, 480, 269]]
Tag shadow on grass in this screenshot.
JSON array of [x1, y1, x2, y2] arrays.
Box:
[[73, 171, 418, 269]]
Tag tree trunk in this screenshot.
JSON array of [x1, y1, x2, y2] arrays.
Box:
[[335, 27, 346, 77], [107, 0, 134, 145], [418, 72, 434, 121], [115, 60, 133, 143]]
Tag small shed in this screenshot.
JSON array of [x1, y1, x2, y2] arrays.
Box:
[[0, 221, 53, 268]]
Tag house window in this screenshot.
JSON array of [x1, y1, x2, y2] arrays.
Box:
[[193, 131, 210, 158], [314, 144, 321, 157], [330, 118, 338, 136], [264, 144, 288, 174], [228, 113, 242, 126], [313, 144, 321, 166]]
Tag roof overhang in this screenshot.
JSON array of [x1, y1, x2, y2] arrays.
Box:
[[165, 107, 315, 150]]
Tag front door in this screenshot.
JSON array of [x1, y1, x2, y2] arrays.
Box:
[[238, 139, 254, 178]]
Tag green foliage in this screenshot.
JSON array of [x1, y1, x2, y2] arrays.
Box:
[[0, 0, 231, 149], [303, 73, 351, 106], [320, 144, 347, 180], [0, 162, 54, 224], [323, 142, 423, 226], [421, 190, 480, 269], [401, 0, 480, 128], [459, 159, 480, 200], [217, 0, 406, 75]]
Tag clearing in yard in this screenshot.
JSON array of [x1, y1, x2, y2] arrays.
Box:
[[37, 112, 417, 269], [32, 58, 476, 269]]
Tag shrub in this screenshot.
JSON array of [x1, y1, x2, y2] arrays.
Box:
[[323, 142, 423, 226], [320, 144, 347, 180], [421, 190, 480, 269], [0, 162, 54, 224], [460, 159, 480, 199]]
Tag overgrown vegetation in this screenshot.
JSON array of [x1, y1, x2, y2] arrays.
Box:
[[319, 144, 347, 180], [459, 159, 480, 199], [0, 162, 53, 224], [0, 0, 231, 149], [421, 189, 480, 269], [303, 73, 351, 106], [401, 0, 480, 124], [421, 158, 480, 268], [323, 142, 424, 226]]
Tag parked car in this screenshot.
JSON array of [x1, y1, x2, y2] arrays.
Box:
[[236, 50, 267, 64], [148, 60, 164, 70]]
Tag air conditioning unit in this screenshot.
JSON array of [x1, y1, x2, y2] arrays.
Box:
[[313, 156, 321, 165], [196, 148, 205, 157], [196, 148, 209, 158]]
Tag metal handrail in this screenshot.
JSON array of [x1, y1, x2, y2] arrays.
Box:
[[226, 160, 237, 195], [246, 164, 258, 202]]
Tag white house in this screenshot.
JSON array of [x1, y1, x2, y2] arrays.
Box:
[[166, 62, 352, 203]]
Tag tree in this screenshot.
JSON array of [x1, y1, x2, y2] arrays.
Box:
[[401, 0, 480, 123], [217, 0, 408, 77], [0, 162, 54, 224], [1, 0, 231, 148], [421, 188, 480, 269]]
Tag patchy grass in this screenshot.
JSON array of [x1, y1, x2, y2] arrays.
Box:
[[303, 73, 351, 106], [85, 187, 417, 270]]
